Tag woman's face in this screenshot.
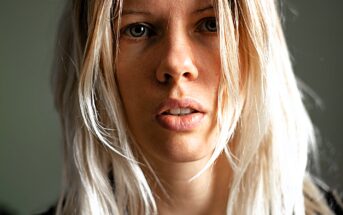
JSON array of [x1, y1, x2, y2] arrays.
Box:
[[116, 0, 221, 163]]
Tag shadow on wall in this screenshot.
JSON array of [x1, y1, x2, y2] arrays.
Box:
[[0, 203, 16, 215]]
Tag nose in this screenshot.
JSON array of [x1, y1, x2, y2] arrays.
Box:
[[155, 35, 199, 84]]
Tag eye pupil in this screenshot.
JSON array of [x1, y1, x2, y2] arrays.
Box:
[[205, 19, 217, 32], [130, 25, 146, 37]]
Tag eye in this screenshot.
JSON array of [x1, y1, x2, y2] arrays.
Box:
[[122, 23, 155, 38], [197, 17, 217, 33]]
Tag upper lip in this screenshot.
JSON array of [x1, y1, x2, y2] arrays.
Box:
[[156, 98, 206, 115]]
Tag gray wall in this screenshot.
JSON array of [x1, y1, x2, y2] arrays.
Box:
[[0, 0, 64, 214], [0, 0, 342, 214], [284, 0, 343, 192]]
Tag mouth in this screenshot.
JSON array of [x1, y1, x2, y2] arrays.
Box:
[[161, 108, 199, 116], [155, 99, 206, 132]]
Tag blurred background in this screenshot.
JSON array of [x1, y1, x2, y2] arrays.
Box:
[[0, 0, 342, 214]]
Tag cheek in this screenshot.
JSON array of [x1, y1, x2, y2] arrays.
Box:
[[196, 45, 221, 95], [116, 45, 146, 95], [115, 47, 158, 130], [116, 52, 141, 123], [116, 44, 157, 92]]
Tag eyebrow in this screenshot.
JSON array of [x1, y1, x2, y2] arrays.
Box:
[[121, 5, 214, 17], [192, 5, 214, 14], [122, 9, 152, 17]]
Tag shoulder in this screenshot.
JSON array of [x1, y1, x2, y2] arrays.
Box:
[[304, 176, 343, 215], [314, 178, 343, 215]]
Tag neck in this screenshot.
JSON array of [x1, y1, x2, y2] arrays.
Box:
[[147, 153, 231, 215]]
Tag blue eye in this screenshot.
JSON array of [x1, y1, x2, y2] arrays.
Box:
[[198, 17, 217, 32], [123, 24, 154, 38]]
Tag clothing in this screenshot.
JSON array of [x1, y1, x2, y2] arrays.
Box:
[[38, 183, 343, 215], [312, 179, 343, 215]]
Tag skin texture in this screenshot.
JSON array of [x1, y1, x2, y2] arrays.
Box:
[[117, 0, 220, 163], [116, 0, 230, 214]]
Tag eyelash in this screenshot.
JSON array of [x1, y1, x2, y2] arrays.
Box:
[[196, 17, 217, 33], [121, 17, 217, 40], [121, 23, 156, 39]]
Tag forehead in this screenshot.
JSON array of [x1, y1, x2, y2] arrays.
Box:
[[122, 0, 214, 15]]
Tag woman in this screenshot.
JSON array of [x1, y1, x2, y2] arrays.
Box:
[[51, 0, 341, 214]]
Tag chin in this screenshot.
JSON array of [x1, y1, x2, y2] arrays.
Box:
[[145, 132, 216, 163], [129, 114, 219, 164]]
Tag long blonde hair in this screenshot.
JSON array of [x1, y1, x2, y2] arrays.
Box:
[[53, 0, 332, 214]]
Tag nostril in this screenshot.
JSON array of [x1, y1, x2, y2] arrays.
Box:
[[162, 73, 172, 83], [158, 71, 195, 84], [155, 56, 198, 83], [156, 71, 170, 83], [183, 72, 192, 79]]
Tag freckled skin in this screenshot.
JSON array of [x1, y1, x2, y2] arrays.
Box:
[[116, 0, 221, 163]]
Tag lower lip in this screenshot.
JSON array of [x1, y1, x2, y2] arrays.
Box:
[[156, 113, 205, 132]]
